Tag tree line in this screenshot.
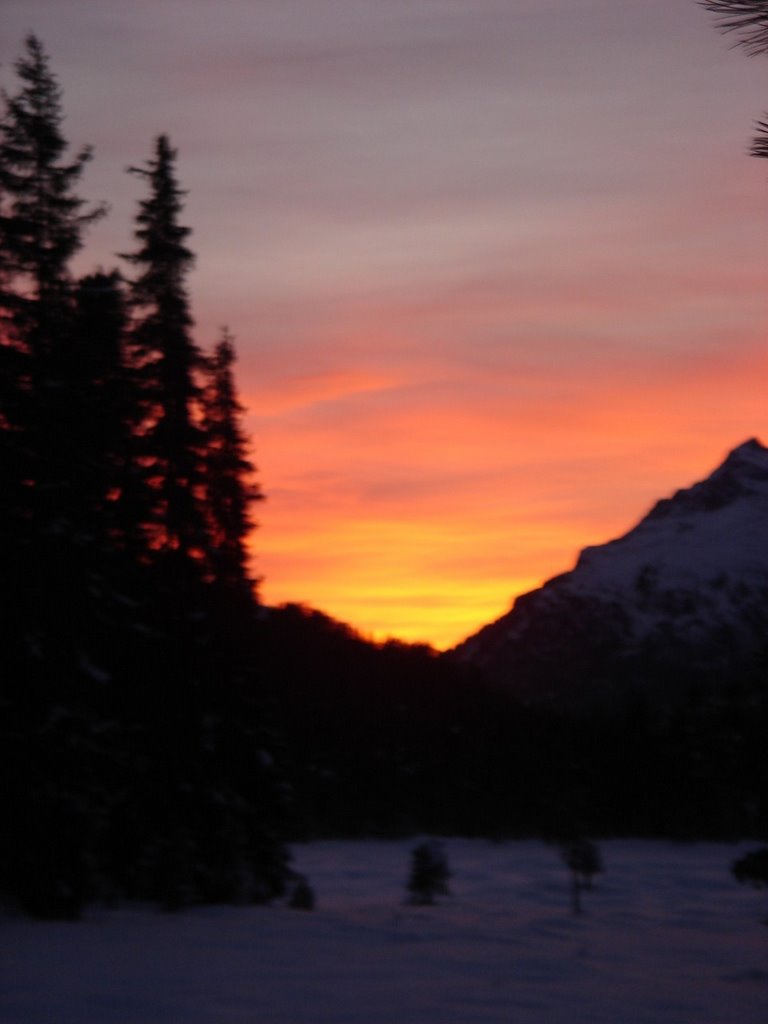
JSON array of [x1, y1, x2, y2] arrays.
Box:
[[0, 34, 286, 916]]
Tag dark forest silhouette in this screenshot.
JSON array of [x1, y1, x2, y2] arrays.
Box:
[[0, 36, 285, 916], [1, 32, 767, 919]]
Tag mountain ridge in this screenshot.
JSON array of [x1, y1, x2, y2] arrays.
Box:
[[453, 438, 768, 706]]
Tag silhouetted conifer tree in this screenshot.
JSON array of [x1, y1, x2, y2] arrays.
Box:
[[0, 39, 289, 917], [407, 841, 451, 905], [287, 874, 315, 910], [0, 33, 106, 629], [731, 846, 768, 924], [72, 271, 151, 560], [202, 327, 262, 596], [558, 838, 603, 916], [0, 34, 106, 555], [122, 134, 209, 566], [0, 34, 105, 357], [0, 35, 105, 553], [0, 37, 116, 919], [119, 138, 289, 911]]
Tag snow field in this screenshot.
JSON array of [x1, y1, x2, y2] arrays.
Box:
[[2, 839, 766, 1023]]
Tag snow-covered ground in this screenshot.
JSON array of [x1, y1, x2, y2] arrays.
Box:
[[3, 839, 766, 1023]]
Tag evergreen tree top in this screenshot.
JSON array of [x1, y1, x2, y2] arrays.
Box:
[[208, 328, 247, 422], [124, 134, 195, 293], [2, 36, 66, 165], [0, 32, 105, 336], [0, 33, 101, 207]]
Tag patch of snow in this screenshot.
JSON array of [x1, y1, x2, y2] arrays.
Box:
[[2, 839, 766, 1023]]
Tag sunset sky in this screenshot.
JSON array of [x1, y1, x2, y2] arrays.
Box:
[[3, 0, 766, 648]]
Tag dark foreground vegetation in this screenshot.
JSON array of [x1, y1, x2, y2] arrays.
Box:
[[262, 603, 768, 844], [0, 35, 286, 917]]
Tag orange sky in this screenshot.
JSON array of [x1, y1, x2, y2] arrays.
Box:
[[4, 1, 766, 649], [250, 324, 767, 648]]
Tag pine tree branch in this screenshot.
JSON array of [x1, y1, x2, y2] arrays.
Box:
[[751, 117, 768, 156], [700, 1, 768, 56]]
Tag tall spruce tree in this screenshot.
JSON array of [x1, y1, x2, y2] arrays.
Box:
[[71, 273, 133, 533], [0, 34, 109, 617], [0, 34, 106, 545], [70, 270, 155, 577], [122, 134, 209, 566], [0, 36, 118, 919], [119, 138, 290, 909], [0, 34, 114, 689], [202, 327, 262, 596], [0, 34, 105, 358]]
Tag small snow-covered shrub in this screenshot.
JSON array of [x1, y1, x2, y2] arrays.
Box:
[[288, 875, 315, 911], [732, 847, 768, 924], [557, 838, 603, 914], [406, 840, 451, 906], [732, 848, 768, 888]]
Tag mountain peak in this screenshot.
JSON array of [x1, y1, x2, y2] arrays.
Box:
[[718, 436, 767, 476], [726, 436, 765, 457], [454, 440, 768, 706], [645, 436, 768, 524]]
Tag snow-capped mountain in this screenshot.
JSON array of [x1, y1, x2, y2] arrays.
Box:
[[454, 439, 768, 706]]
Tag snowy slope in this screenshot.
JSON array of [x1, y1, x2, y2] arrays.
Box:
[[455, 439, 768, 702], [571, 438, 768, 597], [2, 839, 766, 1024]]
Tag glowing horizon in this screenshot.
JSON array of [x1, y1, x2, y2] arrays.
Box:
[[251, 337, 767, 649], [3, 1, 766, 650]]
